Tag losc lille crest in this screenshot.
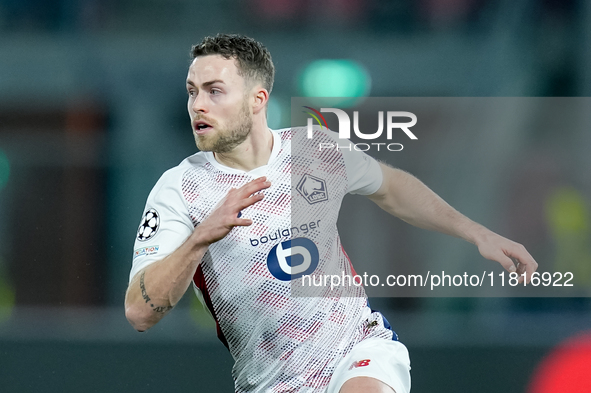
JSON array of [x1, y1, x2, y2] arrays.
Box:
[[296, 174, 328, 204]]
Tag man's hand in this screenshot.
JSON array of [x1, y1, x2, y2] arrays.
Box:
[[475, 231, 539, 284], [125, 176, 270, 331], [194, 176, 271, 245]]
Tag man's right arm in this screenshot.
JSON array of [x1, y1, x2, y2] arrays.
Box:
[[124, 176, 271, 332], [124, 231, 209, 332]]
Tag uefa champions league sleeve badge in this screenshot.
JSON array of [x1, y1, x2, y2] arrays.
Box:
[[137, 208, 160, 241]]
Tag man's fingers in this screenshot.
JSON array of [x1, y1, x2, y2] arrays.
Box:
[[480, 237, 539, 285], [231, 217, 254, 227], [236, 192, 265, 211], [494, 252, 517, 273], [517, 258, 538, 284], [214, 178, 270, 231], [237, 177, 271, 198], [507, 245, 538, 284], [231, 177, 270, 212]]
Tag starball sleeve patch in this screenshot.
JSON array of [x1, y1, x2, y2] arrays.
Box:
[[136, 208, 160, 241]]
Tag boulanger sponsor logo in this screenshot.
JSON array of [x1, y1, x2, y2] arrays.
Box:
[[296, 174, 328, 204], [304, 106, 417, 151], [133, 245, 160, 259], [250, 220, 321, 247], [267, 237, 320, 281], [137, 208, 160, 241]]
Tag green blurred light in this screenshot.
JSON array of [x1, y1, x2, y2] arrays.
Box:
[[0, 150, 10, 189], [545, 187, 589, 233], [0, 260, 15, 323], [298, 60, 371, 107], [189, 294, 216, 330]]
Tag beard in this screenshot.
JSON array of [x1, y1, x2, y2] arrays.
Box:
[[194, 99, 253, 154]]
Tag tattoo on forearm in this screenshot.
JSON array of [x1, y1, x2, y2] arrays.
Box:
[[140, 270, 151, 303], [153, 305, 174, 313], [139, 270, 174, 314]]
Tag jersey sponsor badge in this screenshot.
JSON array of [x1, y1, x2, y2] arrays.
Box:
[[137, 208, 160, 241], [133, 245, 160, 259], [267, 237, 319, 281], [296, 174, 328, 204]]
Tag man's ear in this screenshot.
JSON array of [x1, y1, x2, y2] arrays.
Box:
[[252, 87, 269, 115]]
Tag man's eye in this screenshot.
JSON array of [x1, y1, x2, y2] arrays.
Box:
[[188, 90, 195, 97], [210, 89, 221, 95]]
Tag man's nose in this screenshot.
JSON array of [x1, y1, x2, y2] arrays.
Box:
[[191, 92, 208, 114]]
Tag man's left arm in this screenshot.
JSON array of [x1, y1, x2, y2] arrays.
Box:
[[367, 163, 538, 283]]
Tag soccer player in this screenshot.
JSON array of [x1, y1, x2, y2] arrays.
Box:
[[125, 34, 538, 393]]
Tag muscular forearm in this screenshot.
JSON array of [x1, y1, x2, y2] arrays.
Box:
[[125, 177, 271, 331], [368, 164, 491, 246], [125, 231, 209, 331], [368, 163, 538, 280]]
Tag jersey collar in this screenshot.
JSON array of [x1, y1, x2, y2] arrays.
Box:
[[204, 129, 280, 176]]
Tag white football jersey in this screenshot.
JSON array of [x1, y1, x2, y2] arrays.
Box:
[[130, 127, 397, 392]]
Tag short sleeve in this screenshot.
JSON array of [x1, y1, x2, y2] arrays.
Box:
[[129, 168, 194, 282], [324, 130, 384, 195]]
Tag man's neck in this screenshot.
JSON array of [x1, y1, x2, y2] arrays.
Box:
[[213, 123, 274, 172]]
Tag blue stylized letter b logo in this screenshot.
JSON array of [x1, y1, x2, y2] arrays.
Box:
[[267, 237, 319, 281]]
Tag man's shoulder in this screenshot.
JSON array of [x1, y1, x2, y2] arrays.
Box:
[[170, 151, 209, 173], [178, 151, 210, 170], [152, 152, 209, 191], [272, 127, 292, 140]]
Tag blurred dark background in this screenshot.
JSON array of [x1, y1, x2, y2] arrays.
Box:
[[0, 0, 590, 392]]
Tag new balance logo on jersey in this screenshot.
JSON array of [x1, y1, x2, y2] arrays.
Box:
[[267, 237, 319, 281], [349, 359, 371, 370], [296, 174, 328, 204]]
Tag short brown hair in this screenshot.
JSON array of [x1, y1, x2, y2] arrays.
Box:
[[191, 34, 275, 94]]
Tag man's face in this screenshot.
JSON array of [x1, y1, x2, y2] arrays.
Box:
[[186, 55, 253, 153]]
